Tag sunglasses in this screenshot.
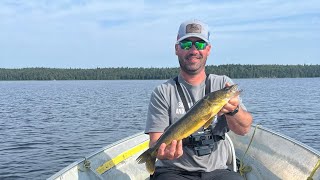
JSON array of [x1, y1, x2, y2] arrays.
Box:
[[177, 40, 208, 50]]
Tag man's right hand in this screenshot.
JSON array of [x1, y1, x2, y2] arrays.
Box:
[[149, 132, 183, 160], [157, 140, 183, 160]]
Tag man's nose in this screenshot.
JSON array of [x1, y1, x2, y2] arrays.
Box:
[[188, 44, 199, 53]]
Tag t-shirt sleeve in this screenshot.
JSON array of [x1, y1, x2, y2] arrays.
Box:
[[145, 86, 170, 134]]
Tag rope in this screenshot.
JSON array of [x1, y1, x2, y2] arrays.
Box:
[[239, 125, 259, 179], [307, 159, 320, 180], [238, 125, 319, 180]]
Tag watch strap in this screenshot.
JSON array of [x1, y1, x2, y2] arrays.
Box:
[[226, 105, 239, 116]]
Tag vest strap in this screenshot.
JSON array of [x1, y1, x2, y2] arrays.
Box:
[[173, 74, 210, 112]]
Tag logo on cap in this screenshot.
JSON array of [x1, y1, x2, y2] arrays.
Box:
[[186, 23, 202, 33]]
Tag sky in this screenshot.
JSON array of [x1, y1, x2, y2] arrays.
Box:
[[1, 0, 319, 68]]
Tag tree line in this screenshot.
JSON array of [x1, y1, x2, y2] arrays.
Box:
[[0, 64, 319, 80]]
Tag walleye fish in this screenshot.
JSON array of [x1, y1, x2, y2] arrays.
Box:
[[136, 84, 240, 174]]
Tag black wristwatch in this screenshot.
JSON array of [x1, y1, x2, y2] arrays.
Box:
[[226, 106, 239, 116]]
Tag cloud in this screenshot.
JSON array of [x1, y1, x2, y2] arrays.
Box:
[[0, 0, 319, 67]]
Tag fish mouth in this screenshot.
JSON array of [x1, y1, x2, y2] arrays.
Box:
[[225, 84, 238, 91]]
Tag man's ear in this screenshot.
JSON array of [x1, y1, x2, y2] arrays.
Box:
[[175, 44, 178, 55], [207, 44, 212, 56]]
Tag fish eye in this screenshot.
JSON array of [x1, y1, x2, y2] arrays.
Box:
[[224, 86, 231, 90]]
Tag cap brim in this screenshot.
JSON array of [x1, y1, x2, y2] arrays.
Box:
[[177, 34, 210, 44]]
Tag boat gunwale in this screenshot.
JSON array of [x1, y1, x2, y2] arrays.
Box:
[[48, 132, 147, 180]]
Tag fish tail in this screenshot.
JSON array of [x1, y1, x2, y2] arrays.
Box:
[[136, 149, 156, 174]]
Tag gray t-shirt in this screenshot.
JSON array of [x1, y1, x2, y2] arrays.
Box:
[[145, 74, 245, 172]]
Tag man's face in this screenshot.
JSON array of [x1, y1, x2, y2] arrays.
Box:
[[175, 37, 211, 75]]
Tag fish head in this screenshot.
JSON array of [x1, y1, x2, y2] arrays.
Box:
[[223, 84, 240, 97], [206, 84, 241, 104]]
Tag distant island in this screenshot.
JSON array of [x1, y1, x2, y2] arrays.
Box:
[[0, 64, 319, 80]]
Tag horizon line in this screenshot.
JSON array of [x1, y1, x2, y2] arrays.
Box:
[[1, 63, 320, 69]]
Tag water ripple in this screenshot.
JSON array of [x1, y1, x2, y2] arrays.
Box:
[[0, 79, 319, 179]]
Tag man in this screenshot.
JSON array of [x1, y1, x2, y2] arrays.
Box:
[[145, 19, 253, 180]]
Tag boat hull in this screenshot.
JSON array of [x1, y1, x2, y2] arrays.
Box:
[[48, 125, 320, 180]]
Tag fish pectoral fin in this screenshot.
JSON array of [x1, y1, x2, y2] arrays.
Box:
[[203, 115, 215, 129]]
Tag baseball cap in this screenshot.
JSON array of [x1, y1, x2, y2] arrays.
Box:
[[177, 19, 210, 43]]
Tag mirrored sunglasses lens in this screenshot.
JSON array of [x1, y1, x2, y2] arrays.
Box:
[[180, 41, 192, 50], [195, 42, 206, 50]]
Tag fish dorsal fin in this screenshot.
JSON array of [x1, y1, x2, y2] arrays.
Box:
[[203, 115, 215, 129]]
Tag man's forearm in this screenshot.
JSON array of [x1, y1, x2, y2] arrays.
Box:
[[225, 107, 253, 135]]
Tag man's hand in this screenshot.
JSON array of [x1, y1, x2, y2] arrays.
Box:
[[218, 82, 253, 135], [218, 82, 240, 116], [157, 140, 183, 160]]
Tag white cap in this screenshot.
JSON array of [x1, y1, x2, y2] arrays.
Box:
[[177, 19, 210, 43]]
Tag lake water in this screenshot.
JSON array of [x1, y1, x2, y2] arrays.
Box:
[[0, 78, 319, 179]]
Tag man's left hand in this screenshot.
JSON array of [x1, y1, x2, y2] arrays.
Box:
[[218, 82, 240, 116]]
